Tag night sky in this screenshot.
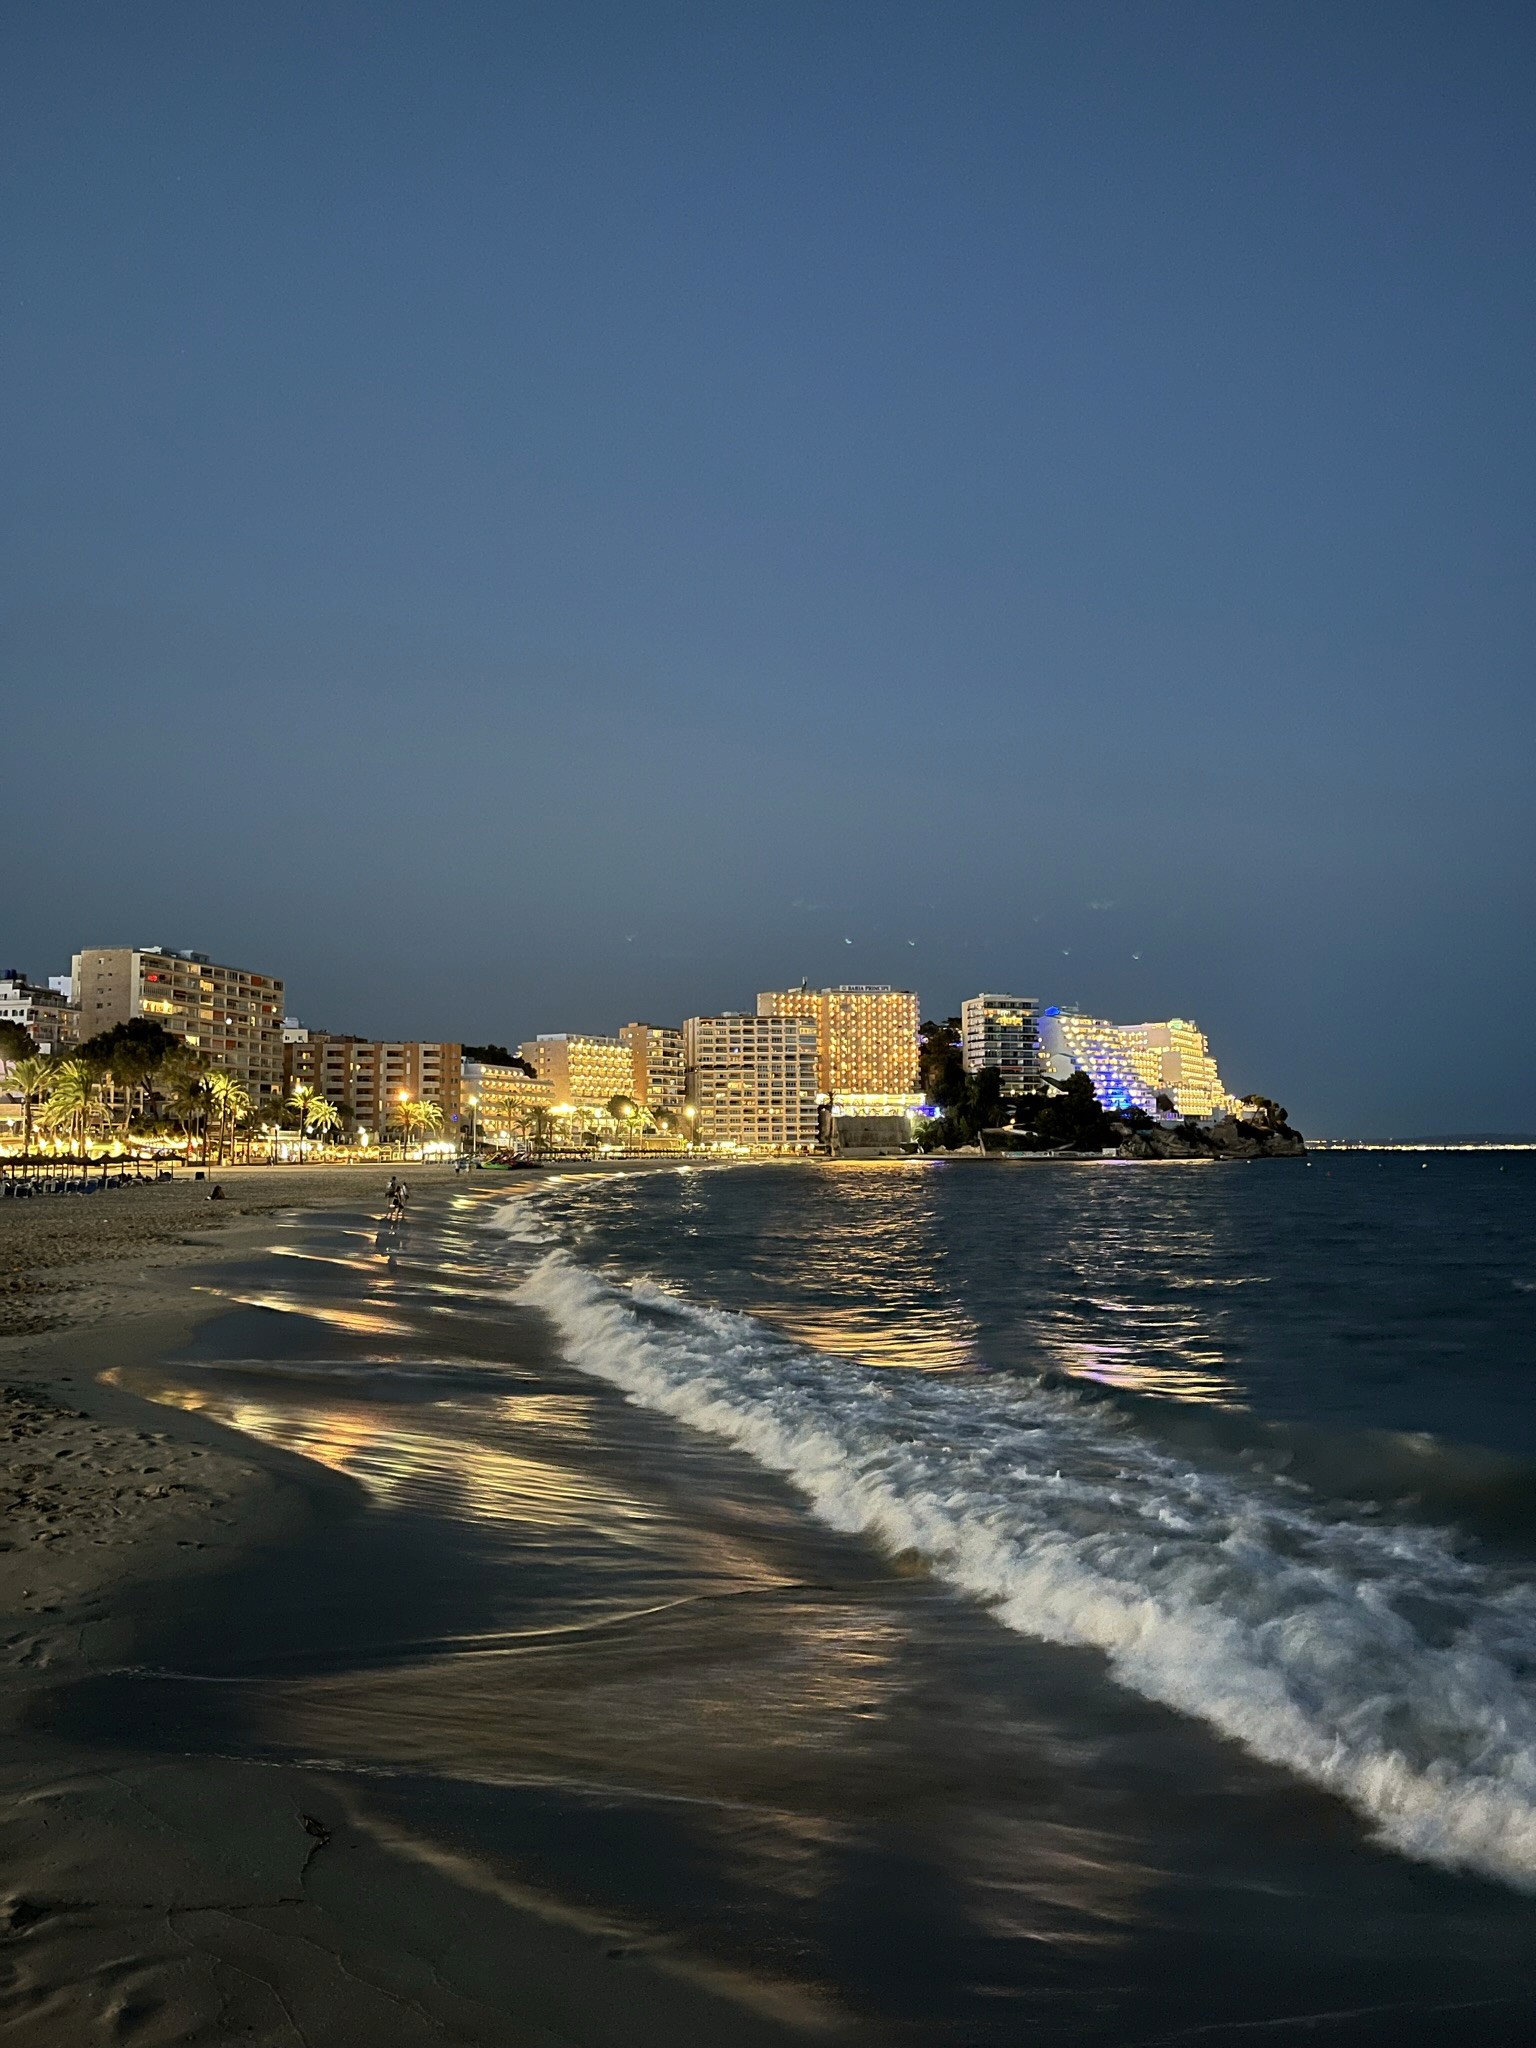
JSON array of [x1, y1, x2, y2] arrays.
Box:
[[5, 3, 1533, 1136]]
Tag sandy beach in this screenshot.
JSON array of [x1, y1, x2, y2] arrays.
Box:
[[1, 1165, 819, 2048]]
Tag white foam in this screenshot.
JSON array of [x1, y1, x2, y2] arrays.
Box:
[[497, 1206, 1536, 1892], [487, 1196, 558, 1246]]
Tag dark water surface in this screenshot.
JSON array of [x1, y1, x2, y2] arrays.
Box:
[[54, 1159, 1536, 2043]]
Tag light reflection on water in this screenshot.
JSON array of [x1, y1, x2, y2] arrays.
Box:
[[200, 1291, 418, 1337], [1042, 1297, 1242, 1405], [75, 1169, 1536, 2044], [548, 1164, 1254, 1405]]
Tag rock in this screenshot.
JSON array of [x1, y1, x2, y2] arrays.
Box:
[[1115, 1117, 1305, 1160]]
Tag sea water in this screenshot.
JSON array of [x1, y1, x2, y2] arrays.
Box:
[[506, 1156, 1536, 1891], [71, 1154, 1536, 2043]]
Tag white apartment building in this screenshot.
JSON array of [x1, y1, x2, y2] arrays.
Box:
[[960, 993, 1039, 1095], [684, 1012, 820, 1151], [71, 946, 285, 1100], [619, 1022, 686, 1113], [0, 970, 75, 1055], [517, 1033, 634, 1108]]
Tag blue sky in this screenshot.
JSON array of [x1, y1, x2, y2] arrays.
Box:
[[4, 2, 1533, 1133]]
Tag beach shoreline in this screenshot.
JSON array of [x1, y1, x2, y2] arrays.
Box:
[[1, 1163, 826, 2047]]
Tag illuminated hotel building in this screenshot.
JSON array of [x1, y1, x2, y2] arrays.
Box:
[[517, 1033, 633, 1109], [755, 985, 921, 1116], [684, 1012, 820, 1150], [461, 1058, 554, 1142], [1121, 1019, 1230, 1119], [284, 1035, 463, 1130], [619, 1022, 686, 1113], [72, 946, 284, 1100], [1036, 1008, 1157, 1114], [960, 993, 1040, 1095]]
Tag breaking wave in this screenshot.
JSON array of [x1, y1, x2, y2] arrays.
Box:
[[496, 1201, 1536, 1891]]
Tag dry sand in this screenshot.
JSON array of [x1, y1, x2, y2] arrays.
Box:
[[0, 1165, 821, 2047]]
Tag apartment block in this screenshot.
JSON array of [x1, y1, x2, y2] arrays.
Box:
[[284, 1034, 462, 1131], [619, 1022, 686, 1113], [72, 946, 284, 1099], [462, 1058, 554, 1142], [756, 984, 920, 1114], [684, 1012, 820, 1151], [0, 970, 76, 1055], [960, 993, 1040, 1096], [517, 1034, 633, 1108]]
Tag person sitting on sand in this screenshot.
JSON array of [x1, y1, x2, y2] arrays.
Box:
[[206, 1183, 225, 1201]]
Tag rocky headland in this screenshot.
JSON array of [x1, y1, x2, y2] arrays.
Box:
[[1113, 1115, 1306, 1160]]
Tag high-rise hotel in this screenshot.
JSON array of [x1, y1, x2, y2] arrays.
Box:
[[72, 946, 285, 1101], [960, 993, 1040, 1095], [684, 1012, 820, 1150], [619, 1022, 686, 1114], [755, 985, 921, 1116]]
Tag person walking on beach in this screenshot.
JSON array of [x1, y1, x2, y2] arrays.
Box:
[[385, 1175, 404, 1221]]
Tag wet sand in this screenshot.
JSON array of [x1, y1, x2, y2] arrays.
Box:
[[0, 1165, 815, 2047]]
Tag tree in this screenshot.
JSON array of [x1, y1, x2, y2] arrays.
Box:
[[42, 1058, 103, 1162], [918, 1018, 967, 1110], [0, 1021, 37, 1063], [287, 1084, 315, 1162], [529, 1106, 556, 1159], [7, 1053, 53, 1157], [1025, 1070, 1114, 1151], [161, 1047, 212, 1158], [462, 1044, 535, 1077], [76, 1021, 181, 1137], [389, 1097, 444, 1155], [206, 1071, 252, 1164], [114, 1022, 177, 1129], [911, 1035, 1005, 1150], [303, 1094, 342, 1151]]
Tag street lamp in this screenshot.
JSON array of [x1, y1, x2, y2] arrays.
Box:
[[467, 1092, 479, 1164]]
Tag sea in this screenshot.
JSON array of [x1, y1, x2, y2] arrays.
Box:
[[59, 1155, 1536, 2043]]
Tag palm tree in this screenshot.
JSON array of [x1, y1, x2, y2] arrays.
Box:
[[7, 1054, 54, 1160], [302, 1094, 342, 1153], [287, 1083, 314, 1162], [206, 1071, 252, 1165], [43, 1058, 102, 1165], [160, 1047, 212, 1160], [389, 1097, 444, 1157]]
